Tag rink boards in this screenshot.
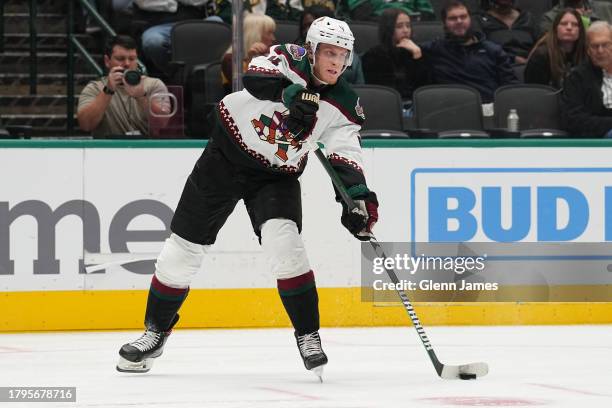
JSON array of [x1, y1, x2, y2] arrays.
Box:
[[2, 139, 612, 331]]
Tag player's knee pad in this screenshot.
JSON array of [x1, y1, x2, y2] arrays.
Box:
[[260, 218, 311, 280], [155, 233, 207, 288]]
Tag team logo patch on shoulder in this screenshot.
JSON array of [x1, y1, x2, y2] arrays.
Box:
[[355, 98, 365, 120], [288, 44, 306, 61]]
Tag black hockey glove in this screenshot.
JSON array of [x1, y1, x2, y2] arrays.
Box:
[[341, 192, 378, 241], [285, 89, 319, 141]]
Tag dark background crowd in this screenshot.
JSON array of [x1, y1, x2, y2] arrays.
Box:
[[3, 0, 612, 138]]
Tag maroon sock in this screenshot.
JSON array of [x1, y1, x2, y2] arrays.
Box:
[[144, 275, 189, 331], [277, 271, 319, 335]]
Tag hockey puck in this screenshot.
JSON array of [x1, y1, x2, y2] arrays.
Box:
[[459, 373, 477, 380]]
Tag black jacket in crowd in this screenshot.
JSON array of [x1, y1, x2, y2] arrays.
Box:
[[561, 61, 612, 137], [474, 9, 538, 60], [524, 44, 580, 90], [361, 45, 430, 100], [421, 32, 518, 103]]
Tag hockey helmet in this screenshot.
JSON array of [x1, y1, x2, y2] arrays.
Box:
[[305, 16, 354, 72]]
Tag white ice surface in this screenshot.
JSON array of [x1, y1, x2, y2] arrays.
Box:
[[0, 325, 611, 407]]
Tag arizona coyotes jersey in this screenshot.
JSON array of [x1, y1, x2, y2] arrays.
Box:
[[216, 44, 366, 176]]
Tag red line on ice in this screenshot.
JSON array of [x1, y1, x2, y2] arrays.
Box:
[[256, 386, 322, 400]]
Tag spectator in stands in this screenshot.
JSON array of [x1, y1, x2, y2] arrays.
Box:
[[540, 0, 597, 36], [362, 8, 429, 100], [216, 0, 304, 23], [474, 0, 538, 64], [301, 0, 336, 12], [561, 21, 612, 137], [78, 36, 171, 138], [140, 1, 223, 80], [347, 0, 436, 22], [421, 0, 518, 107], [139, 0, 303, 80], [296, 5, 365, 84], [221, 14, 277, 94], [525, 8, 587, 89], [296, 4, 333, 44], [264, 0, 304, 21]]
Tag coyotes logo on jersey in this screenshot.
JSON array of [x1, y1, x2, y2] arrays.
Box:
[[288, 44, 307, 61], [251, 111, 302, 162]]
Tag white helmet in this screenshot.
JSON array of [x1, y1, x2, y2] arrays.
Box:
[[305, 17, 354, 73]]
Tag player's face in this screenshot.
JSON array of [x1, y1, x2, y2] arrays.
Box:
[[587, 29, 612, 69], [104, 45, 138, 71], [393, 13, 412, 44], [444, 6, 471, 38], [556, 12, 580, 44], [314, 43, 350, 85]]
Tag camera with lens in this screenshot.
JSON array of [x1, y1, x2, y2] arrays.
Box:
[[123, 69, 142, 86]]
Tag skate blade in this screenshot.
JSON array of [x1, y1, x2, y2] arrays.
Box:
[[116, 356, 154, 373], [311, 365, 325, 383]]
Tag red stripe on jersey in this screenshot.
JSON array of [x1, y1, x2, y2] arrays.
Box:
[[246, 66, 282, 76], [151, 274, 188, 296], [328, 153, 363, 173], [277, 270, 315, 291], [321, 97, 362, 125]]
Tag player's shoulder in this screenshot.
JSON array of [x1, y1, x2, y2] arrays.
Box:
[[321, 78, 365, 126], [273, 44, 310, 72]]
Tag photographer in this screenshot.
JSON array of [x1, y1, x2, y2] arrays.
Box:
[[78, 35, 171, 138]]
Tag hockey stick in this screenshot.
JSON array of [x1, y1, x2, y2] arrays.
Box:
[[309, 141, 488, 380], [83, 252, 158, 273], [83, 249, 263, 273]]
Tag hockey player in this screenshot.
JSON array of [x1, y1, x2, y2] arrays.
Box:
[[116, 17, 379, 380]]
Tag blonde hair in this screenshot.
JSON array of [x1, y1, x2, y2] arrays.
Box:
[[225, 13, 276, 56]]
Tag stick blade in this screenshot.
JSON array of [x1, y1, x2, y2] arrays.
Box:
[[440, 362, 488, 380]]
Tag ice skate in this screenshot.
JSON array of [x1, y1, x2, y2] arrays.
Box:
[[116, 328, 172, 373], [295, 331, 328, 382]]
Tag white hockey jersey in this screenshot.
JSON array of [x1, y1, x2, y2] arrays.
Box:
[[216, 44, 367, 176]]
